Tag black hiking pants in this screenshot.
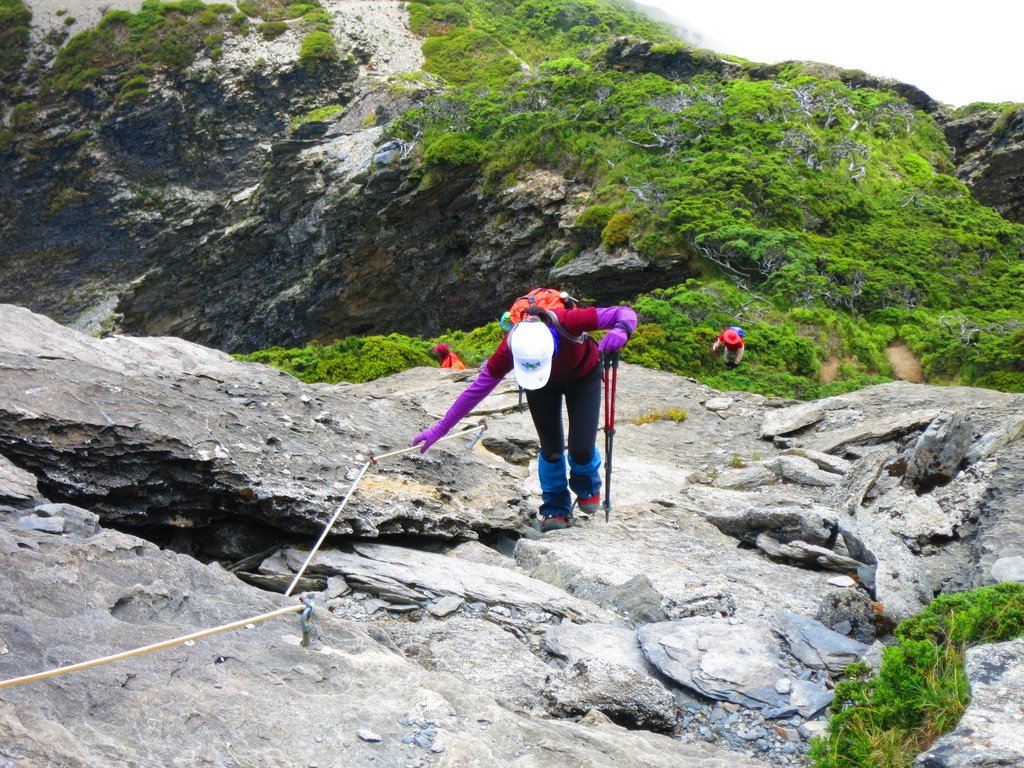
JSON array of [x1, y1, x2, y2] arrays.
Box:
[[526, 363, 602, 466]]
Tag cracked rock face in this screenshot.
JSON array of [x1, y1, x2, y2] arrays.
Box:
[[3, 307, 1024, 766], [0, 305, 526, 548]]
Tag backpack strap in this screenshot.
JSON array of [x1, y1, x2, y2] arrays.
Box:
[[526, 306, 587, 344]]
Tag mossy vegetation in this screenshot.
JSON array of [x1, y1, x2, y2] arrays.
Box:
[[375, 0, 1024, 394], [632, 406, 687, 424], [298, 30, 335, 67], [0, 0, 31, 80], [45, 0, 337, 94], [48, 0, 235, 92], [237, 334, 437, 383], [810, 583, 1024, 768], [289, 102, 344, 128]]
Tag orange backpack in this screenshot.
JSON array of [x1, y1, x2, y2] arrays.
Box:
[[507, 288, 579, 325], [507, 288, 586, 344]]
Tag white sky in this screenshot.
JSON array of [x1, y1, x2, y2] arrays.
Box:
[[640, 0, 1024, 107]]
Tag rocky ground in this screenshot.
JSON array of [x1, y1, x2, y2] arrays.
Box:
[[2, 304, 1024, 766]]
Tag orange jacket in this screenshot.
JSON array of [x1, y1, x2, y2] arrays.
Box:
[[440, 351, 467, 370]]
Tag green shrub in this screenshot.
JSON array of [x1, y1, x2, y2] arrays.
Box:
[[237, 334, 435, 383], [423, 133, 483, 169], [298, 30, 335, 66], [0, 0, 32, 79], [289, 102, 344, 128], [421, 27, 521, 86], [574, 204, 615, 243], [9, 100, 37, 128], [810, 583, 1024, 768], [258, 20, 287, 39], [601, 212, 632, 248], [301, 9, 331, 31], [408, 1, 468, 37], [48, 0, 235, 92]]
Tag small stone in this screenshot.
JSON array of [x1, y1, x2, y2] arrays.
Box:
[[827, 575, 857, 588], [428, 595, 464, 618], [358, 729, 382, 743], [775, 678, 792, 695], [705, 397, 733, 412]]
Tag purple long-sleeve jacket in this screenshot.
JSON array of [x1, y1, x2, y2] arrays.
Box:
[[415, 306, 636, 447]]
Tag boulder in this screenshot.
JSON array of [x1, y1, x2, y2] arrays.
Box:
[[776, 612, 871, 673], [638, 617, 792, 710], [916, 637, 1024, 767], [904, 411, 974, 491]]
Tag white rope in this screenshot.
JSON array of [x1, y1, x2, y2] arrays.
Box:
[[0, 603, 304, 689], [283, 420, 486, 595], [0, 421, 486, 688]]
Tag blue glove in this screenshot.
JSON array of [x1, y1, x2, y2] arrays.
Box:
[[598, 328, 628, 355], [411, 423, 448, 453]]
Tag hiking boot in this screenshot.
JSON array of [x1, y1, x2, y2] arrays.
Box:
[[540, 515, 571, 532], [576, 495, 601, 515]]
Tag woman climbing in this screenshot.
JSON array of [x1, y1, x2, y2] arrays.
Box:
[[412, 298, 637, 532]]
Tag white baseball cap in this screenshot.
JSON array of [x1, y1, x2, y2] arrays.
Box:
[[509, 319, 554, 390]]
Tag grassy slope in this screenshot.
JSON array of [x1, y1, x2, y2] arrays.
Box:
[[244, 0, 1024, 398]]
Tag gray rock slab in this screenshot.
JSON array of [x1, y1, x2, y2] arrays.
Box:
[[776, 612, 870, 673], [382, 614, 551, 713], [15, 514, 65, 533], [841, 513, 936, 623], [991, 556, 1024, 583], [447, 540, 516, 569], [0, 514, 763, 768], [286, 542, 615, 622], [904, 411, 973, 491], [32, 502, 100, 536], [544, 657, 677, 732], [515, 497, 835, 621], [825, 447, 893, 514], [428, 595, 465, 617], [788, 678, 834, 718], [544, 622, 650, 674], [916, 637, 1024, 767], [783, 448, 853, 475], [964, 416, 1024, 464], [704, 397, 734, 412], [760, 403, 825, 438], [702, 503, 838, 547], [764, 455, 842, 487], [638, 617, 792, 709], [874, 488, 962, 543], [0, 454, 43, 508], [712, 465, 778, 490], [805, 409, 939, 455], [0, 307, 525, 543]]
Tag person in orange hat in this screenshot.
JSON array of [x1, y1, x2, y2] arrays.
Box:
[[432, 343, 467, 370], [712, 326, 745, 368]]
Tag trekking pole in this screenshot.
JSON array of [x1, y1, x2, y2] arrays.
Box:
[[602, 351, 619, 523]]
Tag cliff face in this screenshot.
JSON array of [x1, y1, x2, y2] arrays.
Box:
[[2, 1, 1023, 352], [942, 105, 1024, 224]]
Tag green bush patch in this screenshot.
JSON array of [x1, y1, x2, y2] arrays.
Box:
[[810, 583, 1024, 768]]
